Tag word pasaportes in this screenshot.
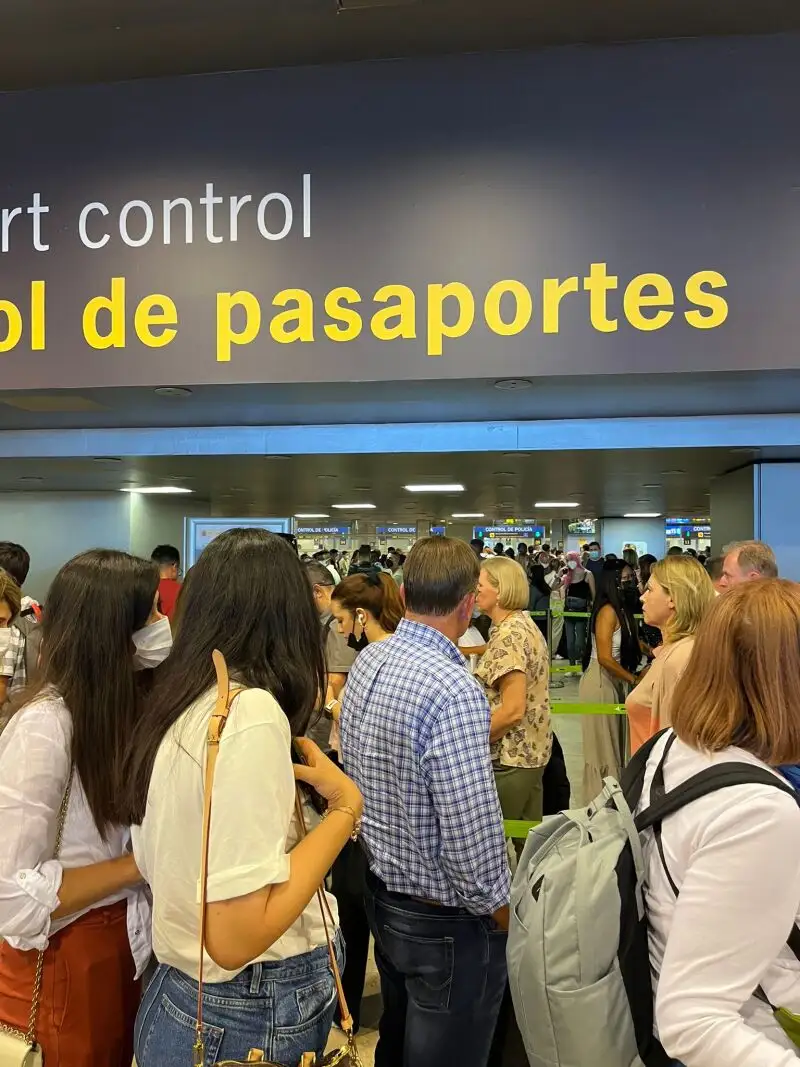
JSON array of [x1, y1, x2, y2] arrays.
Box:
[[216, 264, 729, 360]]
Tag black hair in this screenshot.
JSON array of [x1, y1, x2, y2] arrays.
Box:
[[122, 528, 325, 824], [582, 561, 640, 673], [638, 553, 658, 587], [494, 543, 505, 555], [587, 541, 601, 551], [28, 550, 159, 835], [505, 548, 516, 559], [528, 563, 551, 599], [470, 538, 484, 551], [0, 542, 31, 586], [151, 544, 180, 568], [706, 555, 725, 582]]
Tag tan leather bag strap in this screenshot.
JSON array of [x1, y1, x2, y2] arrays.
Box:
[[194, 649, 245, 1065], [293, 793, 354, 1036]]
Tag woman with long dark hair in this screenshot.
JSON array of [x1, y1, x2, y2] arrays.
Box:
[[580, 560, 642, 802], [325, 569, 403, 1035], [0, 549, 163, 1066], [123, 528, 363, 1067]]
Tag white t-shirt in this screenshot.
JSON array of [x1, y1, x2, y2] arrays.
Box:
[[132, 686, 338, 984], [638, 732, 800, 1066]]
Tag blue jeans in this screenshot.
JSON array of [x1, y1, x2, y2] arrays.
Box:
[[365, 872, 507, 1067], [135, 939, 342, 1067]]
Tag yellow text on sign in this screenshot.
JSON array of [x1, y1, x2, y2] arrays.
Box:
[[0, 282, 46, 352], [82, 277, 178, 349]]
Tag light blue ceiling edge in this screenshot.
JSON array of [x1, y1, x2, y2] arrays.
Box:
[[0, 413, 796, 457]]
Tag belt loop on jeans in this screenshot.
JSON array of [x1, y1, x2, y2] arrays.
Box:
[[249, 963, 262, 994]]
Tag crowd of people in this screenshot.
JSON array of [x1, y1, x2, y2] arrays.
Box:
[[0, 529, 796, 1067]]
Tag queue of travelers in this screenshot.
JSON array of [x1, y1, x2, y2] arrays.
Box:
[[0, 529, 796, 1067]]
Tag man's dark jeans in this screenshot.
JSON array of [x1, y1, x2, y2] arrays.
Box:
[[365, 872, 507, 1067]]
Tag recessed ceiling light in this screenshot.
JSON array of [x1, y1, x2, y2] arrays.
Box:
[[331, 503, 376, 510], [317, 474, 337, 480], [499, 502, 514, 508], [535, 501, 580, 508], [493, 471, 515, 477], [295, 513, 329, 518], [624, 512, 662, 518], [660, 470, 686, 475], [404, 484, 464, 493], [499, 485, 515, 491], [353, 486, 372, 491], [452, 512, 484, 518], [19, 476, 43, 483], [642, 483, 662, 489], [154, 386, 193, 397], [120, 486, 193, 495], [494, 379, 532, 391]]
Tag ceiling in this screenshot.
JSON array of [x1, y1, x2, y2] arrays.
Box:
[[3, 0, 799, 91], [0, 446, 760, 519], [1, 370, 800, 431]]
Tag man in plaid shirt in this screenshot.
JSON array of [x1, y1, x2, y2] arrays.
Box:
[[340, 537, 510, 1067]]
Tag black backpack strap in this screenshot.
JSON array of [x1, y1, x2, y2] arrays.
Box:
[[636, 762, 800, 834], [621, 727, 673, 812], [788, 924, 800, 961], [648, 733, 680, 896]]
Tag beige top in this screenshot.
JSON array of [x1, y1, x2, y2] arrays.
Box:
[[626, 636, 695, 750], [476, 610, 552, 769], [132, 686, 338, 983]]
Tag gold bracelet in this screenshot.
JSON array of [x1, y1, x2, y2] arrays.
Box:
[[323, 804, 361, 842]]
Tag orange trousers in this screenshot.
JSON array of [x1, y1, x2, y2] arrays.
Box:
[[0, 900, 140, 1067]]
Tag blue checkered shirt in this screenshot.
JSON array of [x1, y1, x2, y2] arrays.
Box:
[[339, 619, 510, 915]]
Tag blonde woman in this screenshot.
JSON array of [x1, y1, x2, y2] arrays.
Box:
[[626, 554, 715, 753], [475, 556, 552, 821]]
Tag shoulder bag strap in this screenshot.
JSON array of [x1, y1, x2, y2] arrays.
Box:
[[23, 766, 73, 1048], [293, 793, 354, 1037], [194, 649, 245, 1067]]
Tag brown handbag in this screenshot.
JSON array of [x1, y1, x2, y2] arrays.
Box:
[[194, 650, 362, 1067]]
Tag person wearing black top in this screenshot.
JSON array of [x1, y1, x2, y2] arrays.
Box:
[[579, 561, 642, 802]]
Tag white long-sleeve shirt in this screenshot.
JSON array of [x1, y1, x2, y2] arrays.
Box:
[[0, 693, 151, 978], [639, 732, 800, 1066]]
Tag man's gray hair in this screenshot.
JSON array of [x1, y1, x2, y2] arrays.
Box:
[[304, 561, 335, 588], [725, 540, 779, 579]]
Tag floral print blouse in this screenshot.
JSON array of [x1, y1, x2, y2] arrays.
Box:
[[475, 610, 553, 770]]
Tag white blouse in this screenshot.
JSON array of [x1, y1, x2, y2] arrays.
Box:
[[132, 686, 338, 984], [638, 732, 800, 1066], [0, 693, 151, 978]]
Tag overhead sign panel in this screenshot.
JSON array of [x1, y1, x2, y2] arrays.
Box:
[[0, 37, 795, 389]]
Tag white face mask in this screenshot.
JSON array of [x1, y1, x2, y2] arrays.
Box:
[[568, 560, 579, 571], [0, 628, 12, 656], [132, 616, 173, 670]]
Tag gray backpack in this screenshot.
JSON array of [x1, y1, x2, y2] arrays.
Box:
[[507, 730, 800, 1067]]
